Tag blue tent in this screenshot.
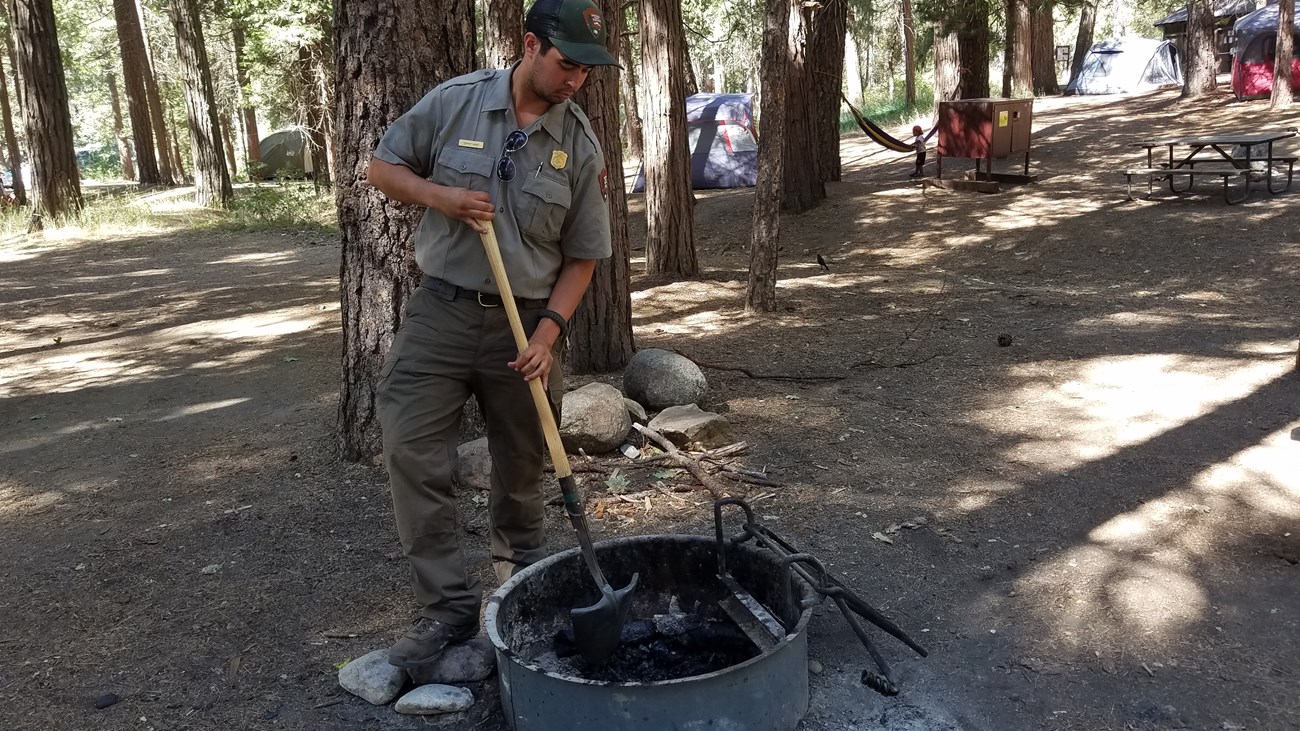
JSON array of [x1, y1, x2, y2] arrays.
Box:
[[633, 93, 758, 191]]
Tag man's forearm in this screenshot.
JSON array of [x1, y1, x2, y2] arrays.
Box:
[[367, 157, 439, 209], [532, 257, 597, 346]]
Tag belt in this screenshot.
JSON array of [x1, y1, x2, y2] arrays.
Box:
[[421, 276, 549, 309]]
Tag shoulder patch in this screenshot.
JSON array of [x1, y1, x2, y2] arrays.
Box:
[[599, 167, 609, 200]]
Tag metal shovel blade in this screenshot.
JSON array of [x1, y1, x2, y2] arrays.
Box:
[[570, 572, 639, 666]]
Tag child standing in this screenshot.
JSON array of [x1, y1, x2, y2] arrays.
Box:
[[910, 125, 926, 178]]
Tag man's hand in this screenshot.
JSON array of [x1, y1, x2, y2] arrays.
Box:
[[435, 187, 494, 234], [509, 336, 555, 390]]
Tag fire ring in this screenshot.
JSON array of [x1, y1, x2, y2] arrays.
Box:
[[485, 533, 818, 730]]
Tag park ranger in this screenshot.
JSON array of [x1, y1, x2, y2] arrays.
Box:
[[366, 0, 617, 669]]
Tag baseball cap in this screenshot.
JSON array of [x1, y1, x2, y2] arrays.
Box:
[[525, 0, 620, 67]]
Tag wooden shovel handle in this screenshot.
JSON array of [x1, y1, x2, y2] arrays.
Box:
[[477, 224, 573, 481]]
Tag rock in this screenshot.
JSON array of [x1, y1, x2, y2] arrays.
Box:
[[808, 659, 823, 675], [647, 404, 733, 448], [394, 684, 474, 715], [406, 638, 496, 685], [624, 398, 648, 424], [623, 349, 707, 410], [338, 649, 406, 705], [454, 438, 492, 492], [94, 693, 119, 709], [560, 383, 631, 454]]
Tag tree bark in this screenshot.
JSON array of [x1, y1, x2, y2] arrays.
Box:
[[112, 0, 158, 184], [618, 26, 643, 159], [809, 0, 846, 182], [640, 0, 697, 276], [335, 0, 476, 461], [483, 0, 523, 69], [902, 0, 916, 107], [956, 3, 990, 99], [1271, 0, 1294, 107], [1031, 1, 1058, 94], [10, 0, 81, 218], [1181, 0, 1217, 98], [570, 0, 634, 373], [108, 73, 136, 180], [1068, 0, 1096, 89], [298, 43, 330, 185], [934, 26, 960, 102], [1002, 0, 1031, 97], [168, 0, 231, 208], [684, 43, 700, 96], [221, 110, 238, 177], [231, 21, 260, 169], [747, 0, 791, 313], [0, 40, 26, 204], [782, 0, 825, 212], [137, 0, 176, 185]]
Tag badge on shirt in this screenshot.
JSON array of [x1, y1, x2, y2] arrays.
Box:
[[458, 139, 485, 149], [550, 150, 568, 170]]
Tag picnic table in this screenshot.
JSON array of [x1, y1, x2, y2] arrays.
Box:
[[1123, 128, 1297, 204]]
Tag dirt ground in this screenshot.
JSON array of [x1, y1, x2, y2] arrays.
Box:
[[2, 90, 1298, 731]]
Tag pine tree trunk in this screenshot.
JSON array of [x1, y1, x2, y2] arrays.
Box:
[[901, 0, 916, 107], [1002, 0, 1032, 97], [570, 0, 634, 373], [11, 0, 82, 218], [107, 73, 136, 180], [684, 45, 700, 96], [1031, 1, 1058, 94], [172, 133, 189, 182], [1068, 0, 1096, 88], [298, 44, 331, 186], [956, 4, 990, 99], [809, 0, 846, 183], [168, 0, 232, 208], [483, 0, 523, 68], [747, 0, 791, 313], [934, 27, 960, 102], [0, 43, 26, 204], [335, 0, 476, 461], [1271, 0, 1294, 107], [844, 29, 864, 103], [221, 111, 238, 177], [112, 0, 158, 184], [640, 0, 697, 276], [618, 28, 643, 159], [231, 21, 260, 168], [137, 0, 176, 185], [781, 1, 825, 213], [1182, 0, 1217, 98]]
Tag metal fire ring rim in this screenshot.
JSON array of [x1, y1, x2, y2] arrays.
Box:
[[485, 533, 815, 687]]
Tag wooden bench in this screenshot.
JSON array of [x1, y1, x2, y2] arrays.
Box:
[[1123, 166, 1252, 204]]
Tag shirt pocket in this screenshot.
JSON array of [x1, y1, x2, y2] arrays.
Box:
[[432, 147, 494, 191], [520, 174, 572, 241]]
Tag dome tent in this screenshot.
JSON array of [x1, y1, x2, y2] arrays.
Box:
[[632, 93, 759, 191], [254, 129, 315, 180], [1230, 1, 1300, 101], [1065, 37, 1183, 95]]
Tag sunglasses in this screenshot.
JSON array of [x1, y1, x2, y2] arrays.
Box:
[[496, 130, 528, 181]]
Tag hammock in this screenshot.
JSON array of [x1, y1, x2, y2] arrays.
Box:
[[841, 93, 938, 153]]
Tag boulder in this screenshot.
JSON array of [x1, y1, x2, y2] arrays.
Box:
[[454, 437, 492, 492], [623, 349, 707, 410], [338, 649, 406, 705], [560, 383, 631, 454], [393, 684, 474, 715], [647, 404, 733, 448], [406, 638, 496, 685]]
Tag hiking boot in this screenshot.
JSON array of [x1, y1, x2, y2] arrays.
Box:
[[387, 617, 478, 668]]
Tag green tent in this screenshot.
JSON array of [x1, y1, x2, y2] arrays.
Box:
[[255, 129, 314, 180]]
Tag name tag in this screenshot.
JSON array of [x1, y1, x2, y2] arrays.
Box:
[[458, 139, 485, 149]]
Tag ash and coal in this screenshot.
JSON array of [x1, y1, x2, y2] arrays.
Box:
[[546, 596, 761, 682]]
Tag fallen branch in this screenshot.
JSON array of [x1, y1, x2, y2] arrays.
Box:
[[631, 423, 731, 499], [669, 348, 844, 382], [714, 464, 782, 487]]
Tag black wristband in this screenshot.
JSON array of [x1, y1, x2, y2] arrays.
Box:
[[538, 308, 568, 342]]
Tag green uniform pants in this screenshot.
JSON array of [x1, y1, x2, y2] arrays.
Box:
[[376, 285, 562, 627]]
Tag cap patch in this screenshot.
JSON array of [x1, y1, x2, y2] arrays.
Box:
[[582, 7, 603, 38]]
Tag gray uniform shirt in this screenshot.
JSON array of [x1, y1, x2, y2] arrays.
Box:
[[373, 66, 613, 300]]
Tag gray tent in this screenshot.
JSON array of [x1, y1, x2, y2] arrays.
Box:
[[255, 129, 314, 180], [633, 93, 758, 192], [1065, 37, 1183, 95]]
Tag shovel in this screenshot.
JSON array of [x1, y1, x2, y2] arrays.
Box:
[[477, 221, 638, 666]]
